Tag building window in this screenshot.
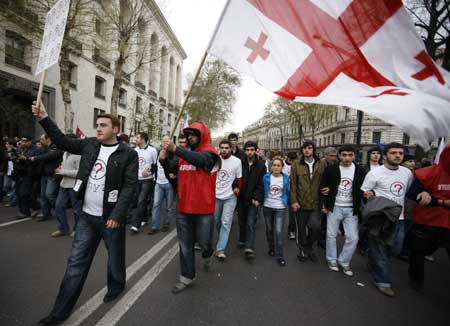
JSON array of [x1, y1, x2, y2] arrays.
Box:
[[353, 132, 358, 144], [68, 63, 77, 88], [119, 89, 127, 107], [95, 18, 103, 35], [402, 133, 410, 145], [318, 138, 322, 147], [93, 108, 106, 128], [134, 120, 142, 134], [159, 109, 164, 124], [372, 131, 382, 144], [340, 133, 345, 144], [94, 76, 106, 99], [5, 30, 31, 71], [135, 97, 142, 114], [118, 115, 126, 133], [344, 108, 350, 120], [167, 113, 172, 126], [332, 135, 335, 145]]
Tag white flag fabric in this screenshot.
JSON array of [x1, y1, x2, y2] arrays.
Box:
[[207, 0, 450, 148], [35, 0, 70, 75], [434, 137, 446, 164]]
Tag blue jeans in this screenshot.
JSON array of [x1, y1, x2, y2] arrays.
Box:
[[131, 179, 154, 228], [263, 206, 287, 258], [3, 175, 17, 205], [368, 220, 405, 288], [326, 207, 359, 267], [175, 212, 214, 282], [50, 212, 126, 320], [40, 176, 59, 217], [55, 187, 81, 233], [214, 196, 237, 252], [151, 182, 174, 230]]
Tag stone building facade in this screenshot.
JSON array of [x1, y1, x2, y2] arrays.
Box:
[[0, 0, 186, 143], [238, 106, 443, 160]]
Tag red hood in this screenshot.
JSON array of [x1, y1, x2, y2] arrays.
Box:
[[184, 121, 218, 154]]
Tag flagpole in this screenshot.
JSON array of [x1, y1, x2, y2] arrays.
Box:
[[169, 0, 231, 139], [36, 70, 47, 110]]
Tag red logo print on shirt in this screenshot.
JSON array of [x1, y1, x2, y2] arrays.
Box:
[[339, 178, 353, 192], [270, 185, 282, 196], [90, 159, 107, 180], [390, 182, 406, 197]]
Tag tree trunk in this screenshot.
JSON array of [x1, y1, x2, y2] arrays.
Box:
[[59, 48, 74, 133], [110, 54, 125, 116]]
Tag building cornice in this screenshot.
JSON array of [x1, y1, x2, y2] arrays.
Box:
[[145, 0, 187, 60]]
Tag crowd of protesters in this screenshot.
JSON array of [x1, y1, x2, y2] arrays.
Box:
[[0, 101, 448, 326]]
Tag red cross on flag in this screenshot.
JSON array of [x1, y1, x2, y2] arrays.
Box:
[[207, 0, 450, 148]]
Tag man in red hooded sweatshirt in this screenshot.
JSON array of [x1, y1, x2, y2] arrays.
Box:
[[406, 145, 450, 291], [159, 122, 220, 294]]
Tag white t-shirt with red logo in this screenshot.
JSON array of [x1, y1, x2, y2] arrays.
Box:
[[135, 146, 157, 180], [83, 144, 119, 216], [335, 163, 355, 207], [361, 165, 413, 220], [264, 175, 285, 209], [215, 155, 242, 200]]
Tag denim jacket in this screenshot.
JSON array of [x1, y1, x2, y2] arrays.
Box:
[[263, 172, 290, 207]]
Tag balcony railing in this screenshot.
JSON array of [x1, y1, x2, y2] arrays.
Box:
[[148, 89, 157, 98]]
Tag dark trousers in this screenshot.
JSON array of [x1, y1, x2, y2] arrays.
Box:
[[50, 212, 126, 320], [295, 209, 321, 253], [318, 212, 327, 247], [237, 201, 258, 250], [288, 207, 296, 234], [175, 212, 214, 281], [408, 224, 450, 287], [17, 175, 40, 216], [131, 179, 154, 228]]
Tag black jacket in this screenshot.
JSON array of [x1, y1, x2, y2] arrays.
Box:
[[0, 147, 7, 174], [34, 143, 63, 176], [241, 156, 266, 204], [232, 146, 244, 160], [362, 196, 402, 246], [320, 163, 366, 213], [39, 117, 138, 224]]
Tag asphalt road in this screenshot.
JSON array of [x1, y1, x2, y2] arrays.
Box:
[[0, 204, 449, 326]]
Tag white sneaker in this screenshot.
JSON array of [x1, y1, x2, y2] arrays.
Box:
[[140, 221, 147, 227], [425, 255, 435, 262], [340, 265, 354, 277], [327, 261, 339, 272], [215, 251, 227, 260], [130, 226, 139, 233], [289, 232, 296, 240]]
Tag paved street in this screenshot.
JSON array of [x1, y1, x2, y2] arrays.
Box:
[[1, 204, 449, 326]]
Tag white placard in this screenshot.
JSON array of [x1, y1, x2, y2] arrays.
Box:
[[35, 0, 71, 75]]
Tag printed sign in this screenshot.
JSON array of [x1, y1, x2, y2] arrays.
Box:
[[35, 0, 71, 75]]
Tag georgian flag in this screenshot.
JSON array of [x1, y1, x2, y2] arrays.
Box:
[[207, 0, 450, 148]]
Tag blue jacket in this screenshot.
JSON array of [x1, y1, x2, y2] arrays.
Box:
[[263, 172, 290, 207]]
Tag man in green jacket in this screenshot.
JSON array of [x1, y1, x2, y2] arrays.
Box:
[[290, 140, 326, 262]]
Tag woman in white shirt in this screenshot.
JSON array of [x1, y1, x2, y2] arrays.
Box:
[[262, 157, 290, 267]]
